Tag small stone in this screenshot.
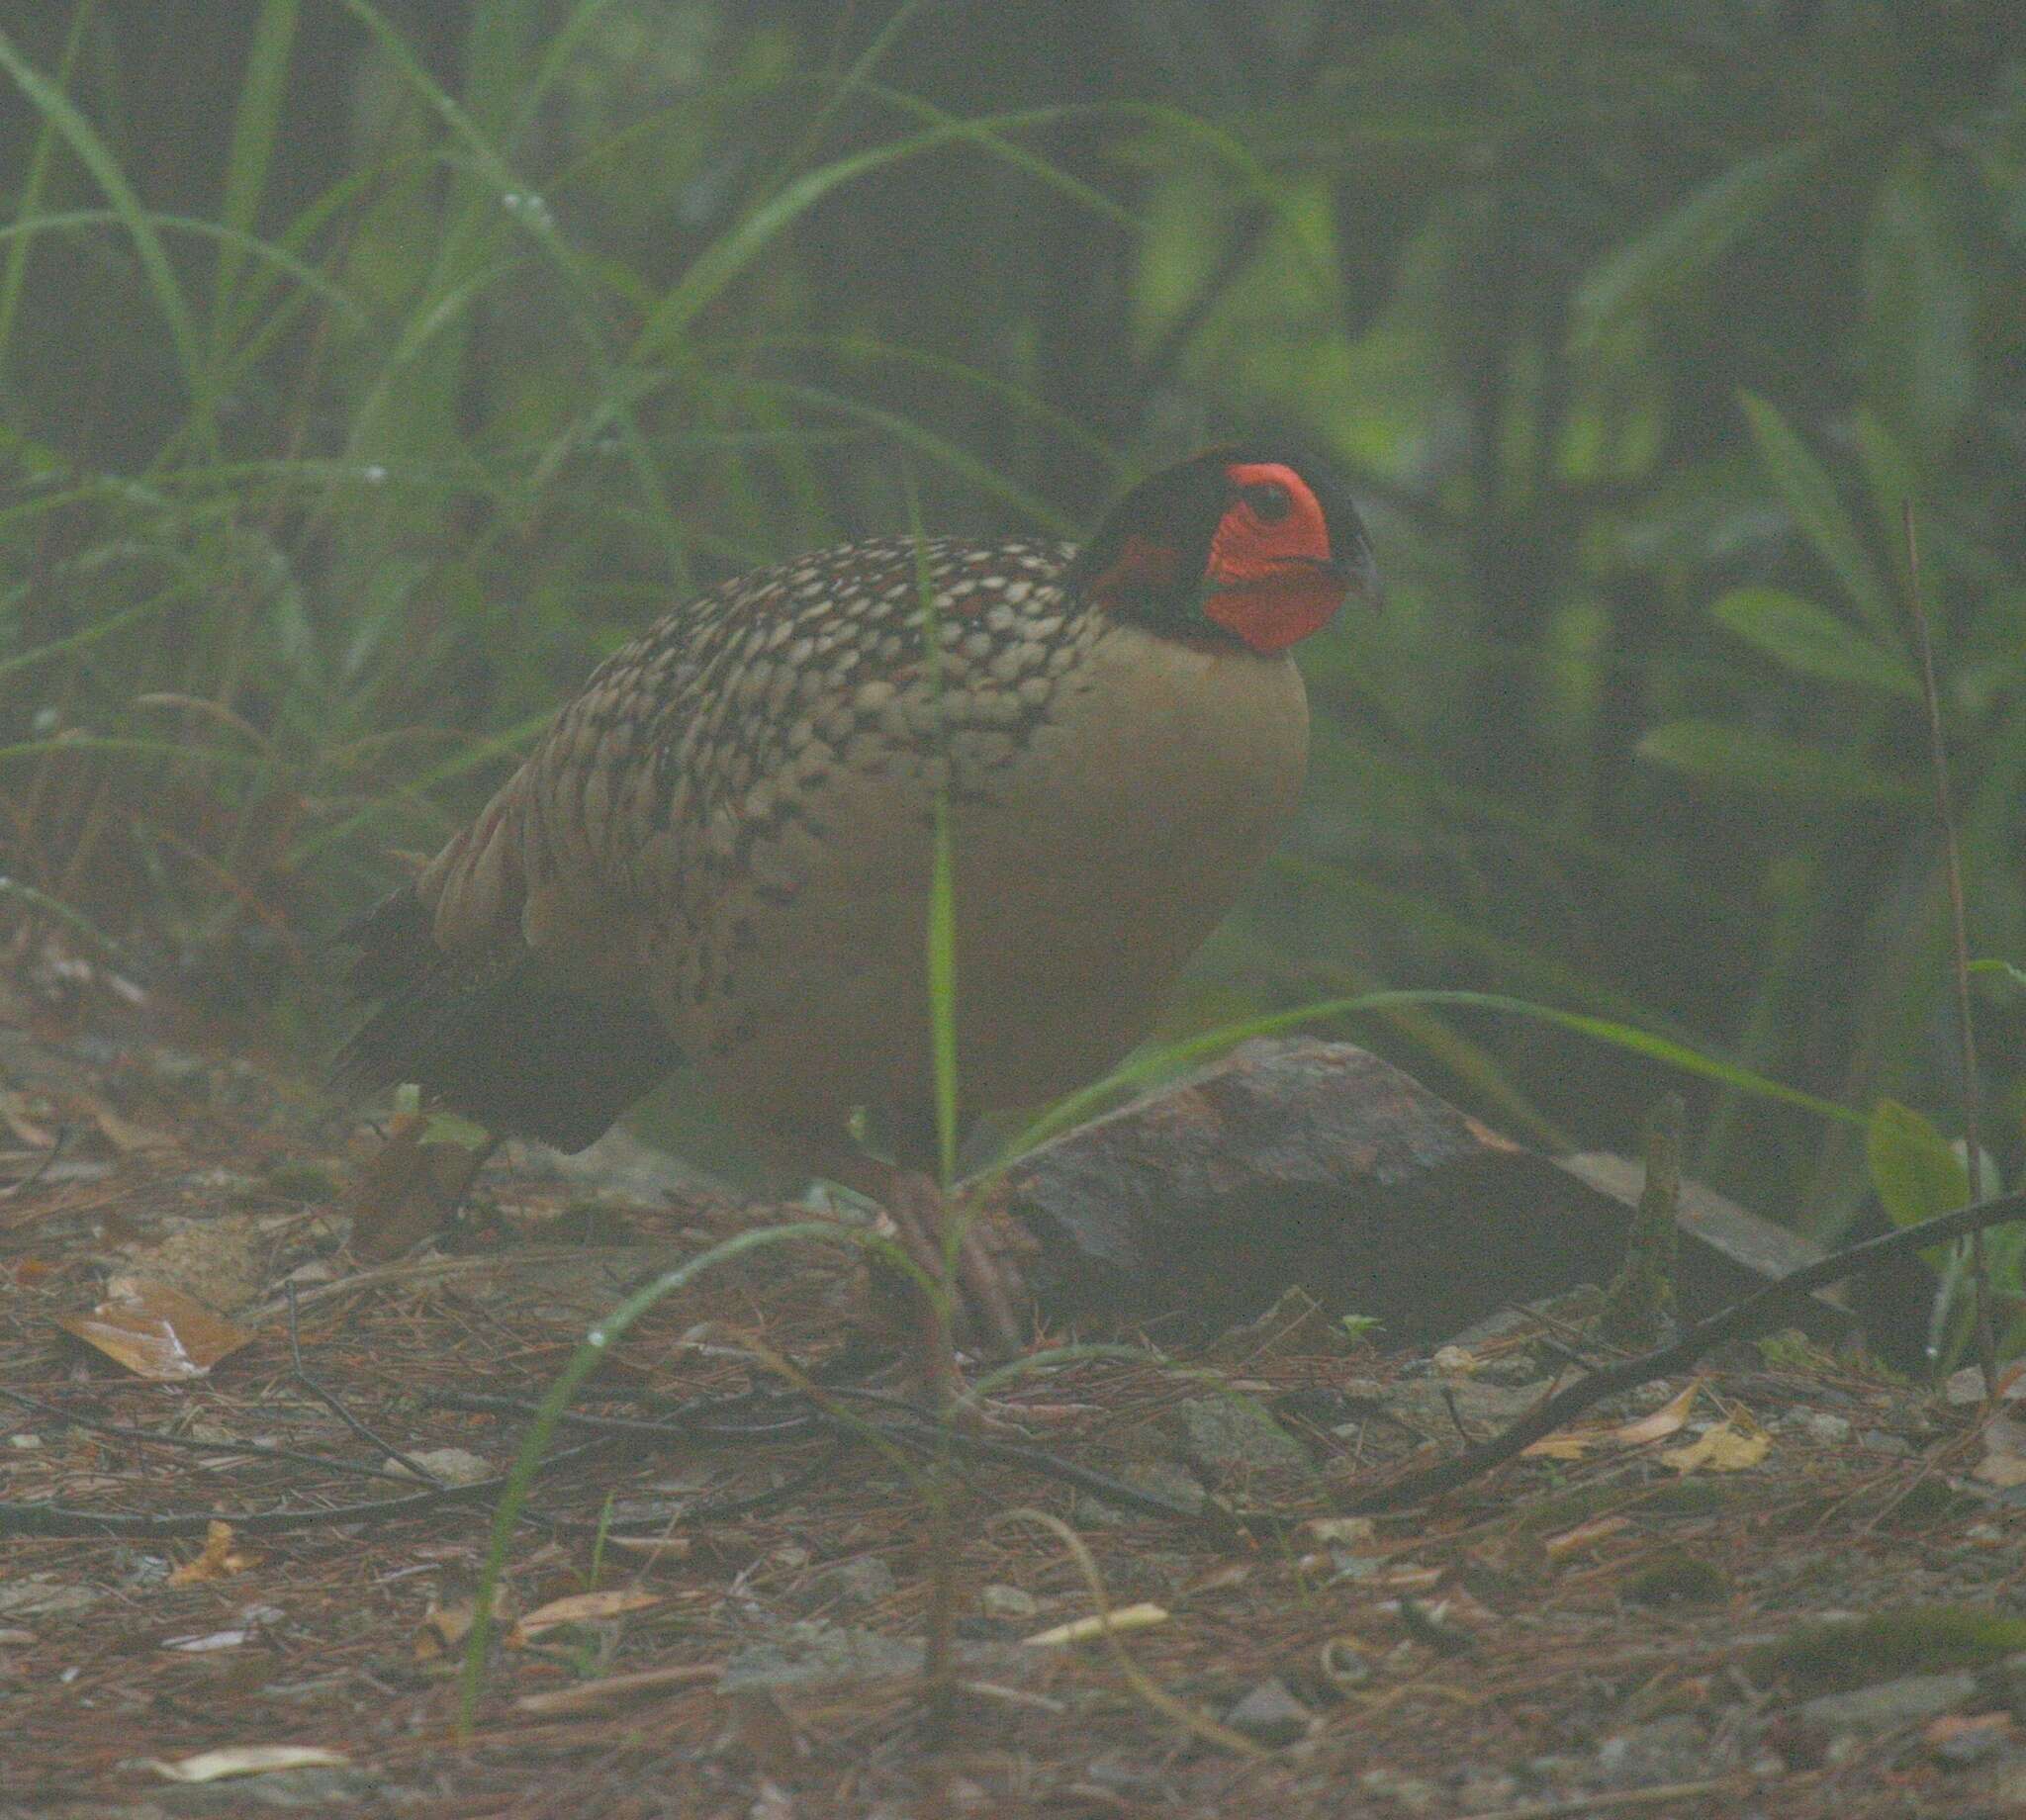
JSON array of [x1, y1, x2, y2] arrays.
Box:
[[1594, 1715, 1718, 1788], [1355, 1768, 1441, 1812], [1223, 1678, 1312, 1747], [1385, 1378, 1554, 1434], [386, 1447, 492, 1487], [794, 1555, 894, 1609], [1796, 1671, 1980, 1736], [1071, 1458, 1205, 1525], [721, 1622, 922, 1692], [979, 1585, 1037, 1620], [0, 1578, 101, 1619], [1799, 1411, 1853, 1445], [1303, 1516, 1376, 1547], [1170, 1396, 1308, 1477]]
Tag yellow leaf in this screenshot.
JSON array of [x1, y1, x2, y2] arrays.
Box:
[[1661, 1421, 1770, 1473], [167, 1521, 256, 1585], [1613, 1382, 1703, 1446]]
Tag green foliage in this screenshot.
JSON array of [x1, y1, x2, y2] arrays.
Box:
[[3, 0, 2024, 1354], [1865, 1099, 1970, 1233]]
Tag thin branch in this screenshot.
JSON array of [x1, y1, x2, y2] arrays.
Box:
[[0, 1386, 422, 1486], [0, 1438, 611, 1538], [1903, 499, 1997, 1393], [1338, 1183, 2026, 1514], [287, 1282, 444, 1484]]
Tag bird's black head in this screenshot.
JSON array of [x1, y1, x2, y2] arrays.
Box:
[[1062, 445, 1380, 652]]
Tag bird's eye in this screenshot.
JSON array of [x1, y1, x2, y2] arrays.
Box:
[[1242, 481, 1292, 523]]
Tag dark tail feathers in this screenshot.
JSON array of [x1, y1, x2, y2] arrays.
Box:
[[333, 886, 682, 1152]]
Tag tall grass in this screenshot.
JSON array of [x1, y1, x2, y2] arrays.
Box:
[[2, 2, 2023, 1342]]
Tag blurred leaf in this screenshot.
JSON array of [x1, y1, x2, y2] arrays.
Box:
[[1864, 146, 1976, 462], [1639, 720, 1917, 805], [1709, 587, 1918, 697], [1573, 140, 1820, 348], [1866, 1098, 1969, 1230], [1739, 392, 1896, 644]]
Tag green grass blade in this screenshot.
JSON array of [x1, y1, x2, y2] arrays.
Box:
[[631, 105, 1122, 365], [0, 0, 94, 388], [0, 22, 214, 443], [337, 0, 688, 583], [212, 0, 299, 356], [721, 377, 1074, 535], [457, 1222, 849, 1735], [1007, 987, 1860, 1160], [0, 209, 367, 328], [907, 473, 961, 1189]]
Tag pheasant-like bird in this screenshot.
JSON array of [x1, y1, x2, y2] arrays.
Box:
[[341, 447, 1378, 1347]]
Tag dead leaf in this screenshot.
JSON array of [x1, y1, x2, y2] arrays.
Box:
[[344, 1115, 479, 1261], [167, 1521, 257, 1586], [56, 1277, 253, 1379], [514, 1663, 720, 1715], [1543, 1515, 1632, 1560], [603, 1534, 693, 1567], [1924, 1711, 2013, 1750], [508, 1588, 663, 1644], [80, 1096, 172, 1152], [150, 1746, 349, 1782], [1661, 1420, 1771, 1473], [1523, 1383, 1702, 1462], [1613, 1382, 1703, 1446], [417, 1572, 513, 1661], [1024, 1602, 1168, 1647]]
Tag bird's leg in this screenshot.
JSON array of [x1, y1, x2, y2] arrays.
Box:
[[812, 1122, 1027, 1386], [868, 1109, 1028, 1365]]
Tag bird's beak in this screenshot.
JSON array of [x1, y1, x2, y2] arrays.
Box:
[[1331, 540, 1383, 611]]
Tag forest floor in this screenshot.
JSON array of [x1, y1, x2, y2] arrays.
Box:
[[5, 949, 2026, 1820]]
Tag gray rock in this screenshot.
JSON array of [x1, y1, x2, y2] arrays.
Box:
[[793, 1555, 896, 1610], [721, 1622, 922, 1692], [1223, 1678, 1312, 1746], [1071, 1458, 1205, 1525], [1594, 1715, 1720, 1788], [1170, 1396, 1308, 1477], [386, 1447, 492, 1487], [1796, 1671, 1980, 1736], [979, 1584, 1037, 1621], [1354, 1768, 1441, 1812], [0, 1578, 101, 1619], [1385, 1378, 1554, 1435]]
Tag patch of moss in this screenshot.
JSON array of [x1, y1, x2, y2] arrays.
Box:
[[1754, 1606, 2026, 1690], [1625, 1549, 1730, 1606]]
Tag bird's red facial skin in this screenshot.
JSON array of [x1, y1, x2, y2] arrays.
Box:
[[1202, 461, 1345, 654]]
